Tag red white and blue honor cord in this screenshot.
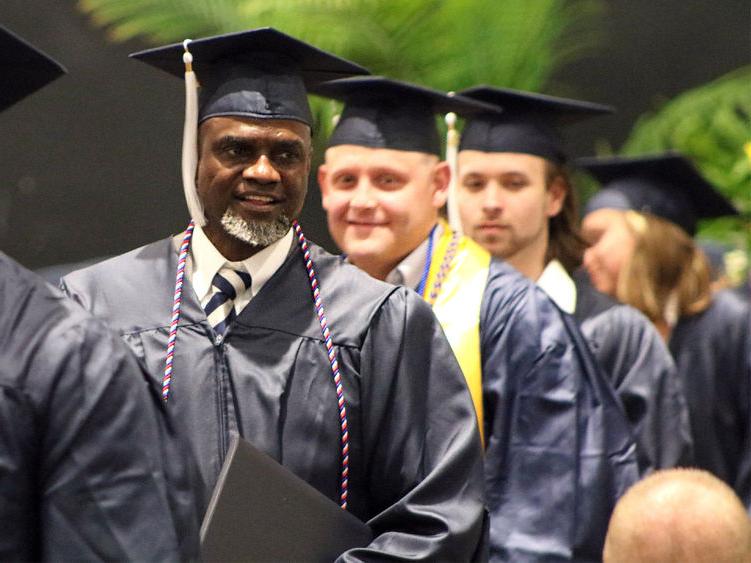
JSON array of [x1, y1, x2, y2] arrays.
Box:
[[162, 220, 195, 401], [293, 220, 350, 509]]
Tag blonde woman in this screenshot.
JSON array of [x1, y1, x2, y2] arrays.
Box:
[[579, 152, 751, 508]]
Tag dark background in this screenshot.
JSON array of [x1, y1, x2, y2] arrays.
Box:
[[2, 1, 749, 269]]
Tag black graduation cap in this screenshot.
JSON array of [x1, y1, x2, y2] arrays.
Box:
[[579, 152, 739, 236], [311, 76, 501, 156], [457, 86, 613, 164], [130, 27, 369, 126], [0, 26, 66, 113]]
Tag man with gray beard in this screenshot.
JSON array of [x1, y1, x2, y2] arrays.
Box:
[[61, 29, 487, 560], [221, 207, 290, 247]]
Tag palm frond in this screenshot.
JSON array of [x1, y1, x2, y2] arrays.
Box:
[[78, 0, 241, 41], [79, 0, 602, 90], [414, 0, 603, 91]]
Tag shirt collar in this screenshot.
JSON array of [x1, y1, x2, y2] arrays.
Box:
[[385, 223, 442, 290], [190, 224, 293, 302], [537, 259, 577, 314]]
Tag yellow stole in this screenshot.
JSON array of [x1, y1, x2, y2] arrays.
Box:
[[420, 222, 490, 437]]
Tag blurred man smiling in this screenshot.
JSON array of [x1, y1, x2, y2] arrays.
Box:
[[322, 145, 447, 280]]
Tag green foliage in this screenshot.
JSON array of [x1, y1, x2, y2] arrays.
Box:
[[78, 0, 602, 90], [78, 0, 604, 157], [422, 0, 604, 92], [621, 67, 751, 254]]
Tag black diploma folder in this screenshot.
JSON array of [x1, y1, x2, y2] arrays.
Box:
[[200, 435, 373, 562]]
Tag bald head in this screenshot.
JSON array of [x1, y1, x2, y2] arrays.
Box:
[[604, 469, 751, 563]]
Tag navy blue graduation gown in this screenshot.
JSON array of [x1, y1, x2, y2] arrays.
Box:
[[61, 236, 486, 561], [733, 282, 751, 303], [0, 252, 200, 561], [573, 271, 693, 472], [480, 260, 639, 562], [669, 289, 751, 505]]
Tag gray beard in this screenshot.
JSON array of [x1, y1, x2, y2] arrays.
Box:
[[220, 208, 291, 247]]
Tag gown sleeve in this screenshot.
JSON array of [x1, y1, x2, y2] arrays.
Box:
[[41, 314, 201, 561], [0, 267, 201, 561], [479, 261, 638, 561], [669, 291, 751, 505], [705, 294, 751, 507], [0, 384, 37, 559], [339, 288, 487, 562], [581, 303, 693, 472]]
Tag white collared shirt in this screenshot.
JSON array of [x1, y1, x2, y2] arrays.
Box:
[[536, 259, 578, 314], [385, 224, 442, 290], [190, 225, 293, 315]]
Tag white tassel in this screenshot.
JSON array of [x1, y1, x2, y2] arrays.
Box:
[[181, 40, 206, 226], [444, 109, 463, 235]]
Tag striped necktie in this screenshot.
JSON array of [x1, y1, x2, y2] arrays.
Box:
[[202, 267, 252, 335]]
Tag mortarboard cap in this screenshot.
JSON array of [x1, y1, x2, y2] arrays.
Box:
[[578, 152, 739, 236], [312, 76, 501, 156], [129, 28, 368, 226], [457, 86, 613, 164], [130, 27, 369, 126], [0, 26, 66, 113]]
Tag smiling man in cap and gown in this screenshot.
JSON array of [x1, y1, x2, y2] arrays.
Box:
[[0, 26, 200, 560], [313, 75, 639, 562], [61, 28, 486, 560]]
